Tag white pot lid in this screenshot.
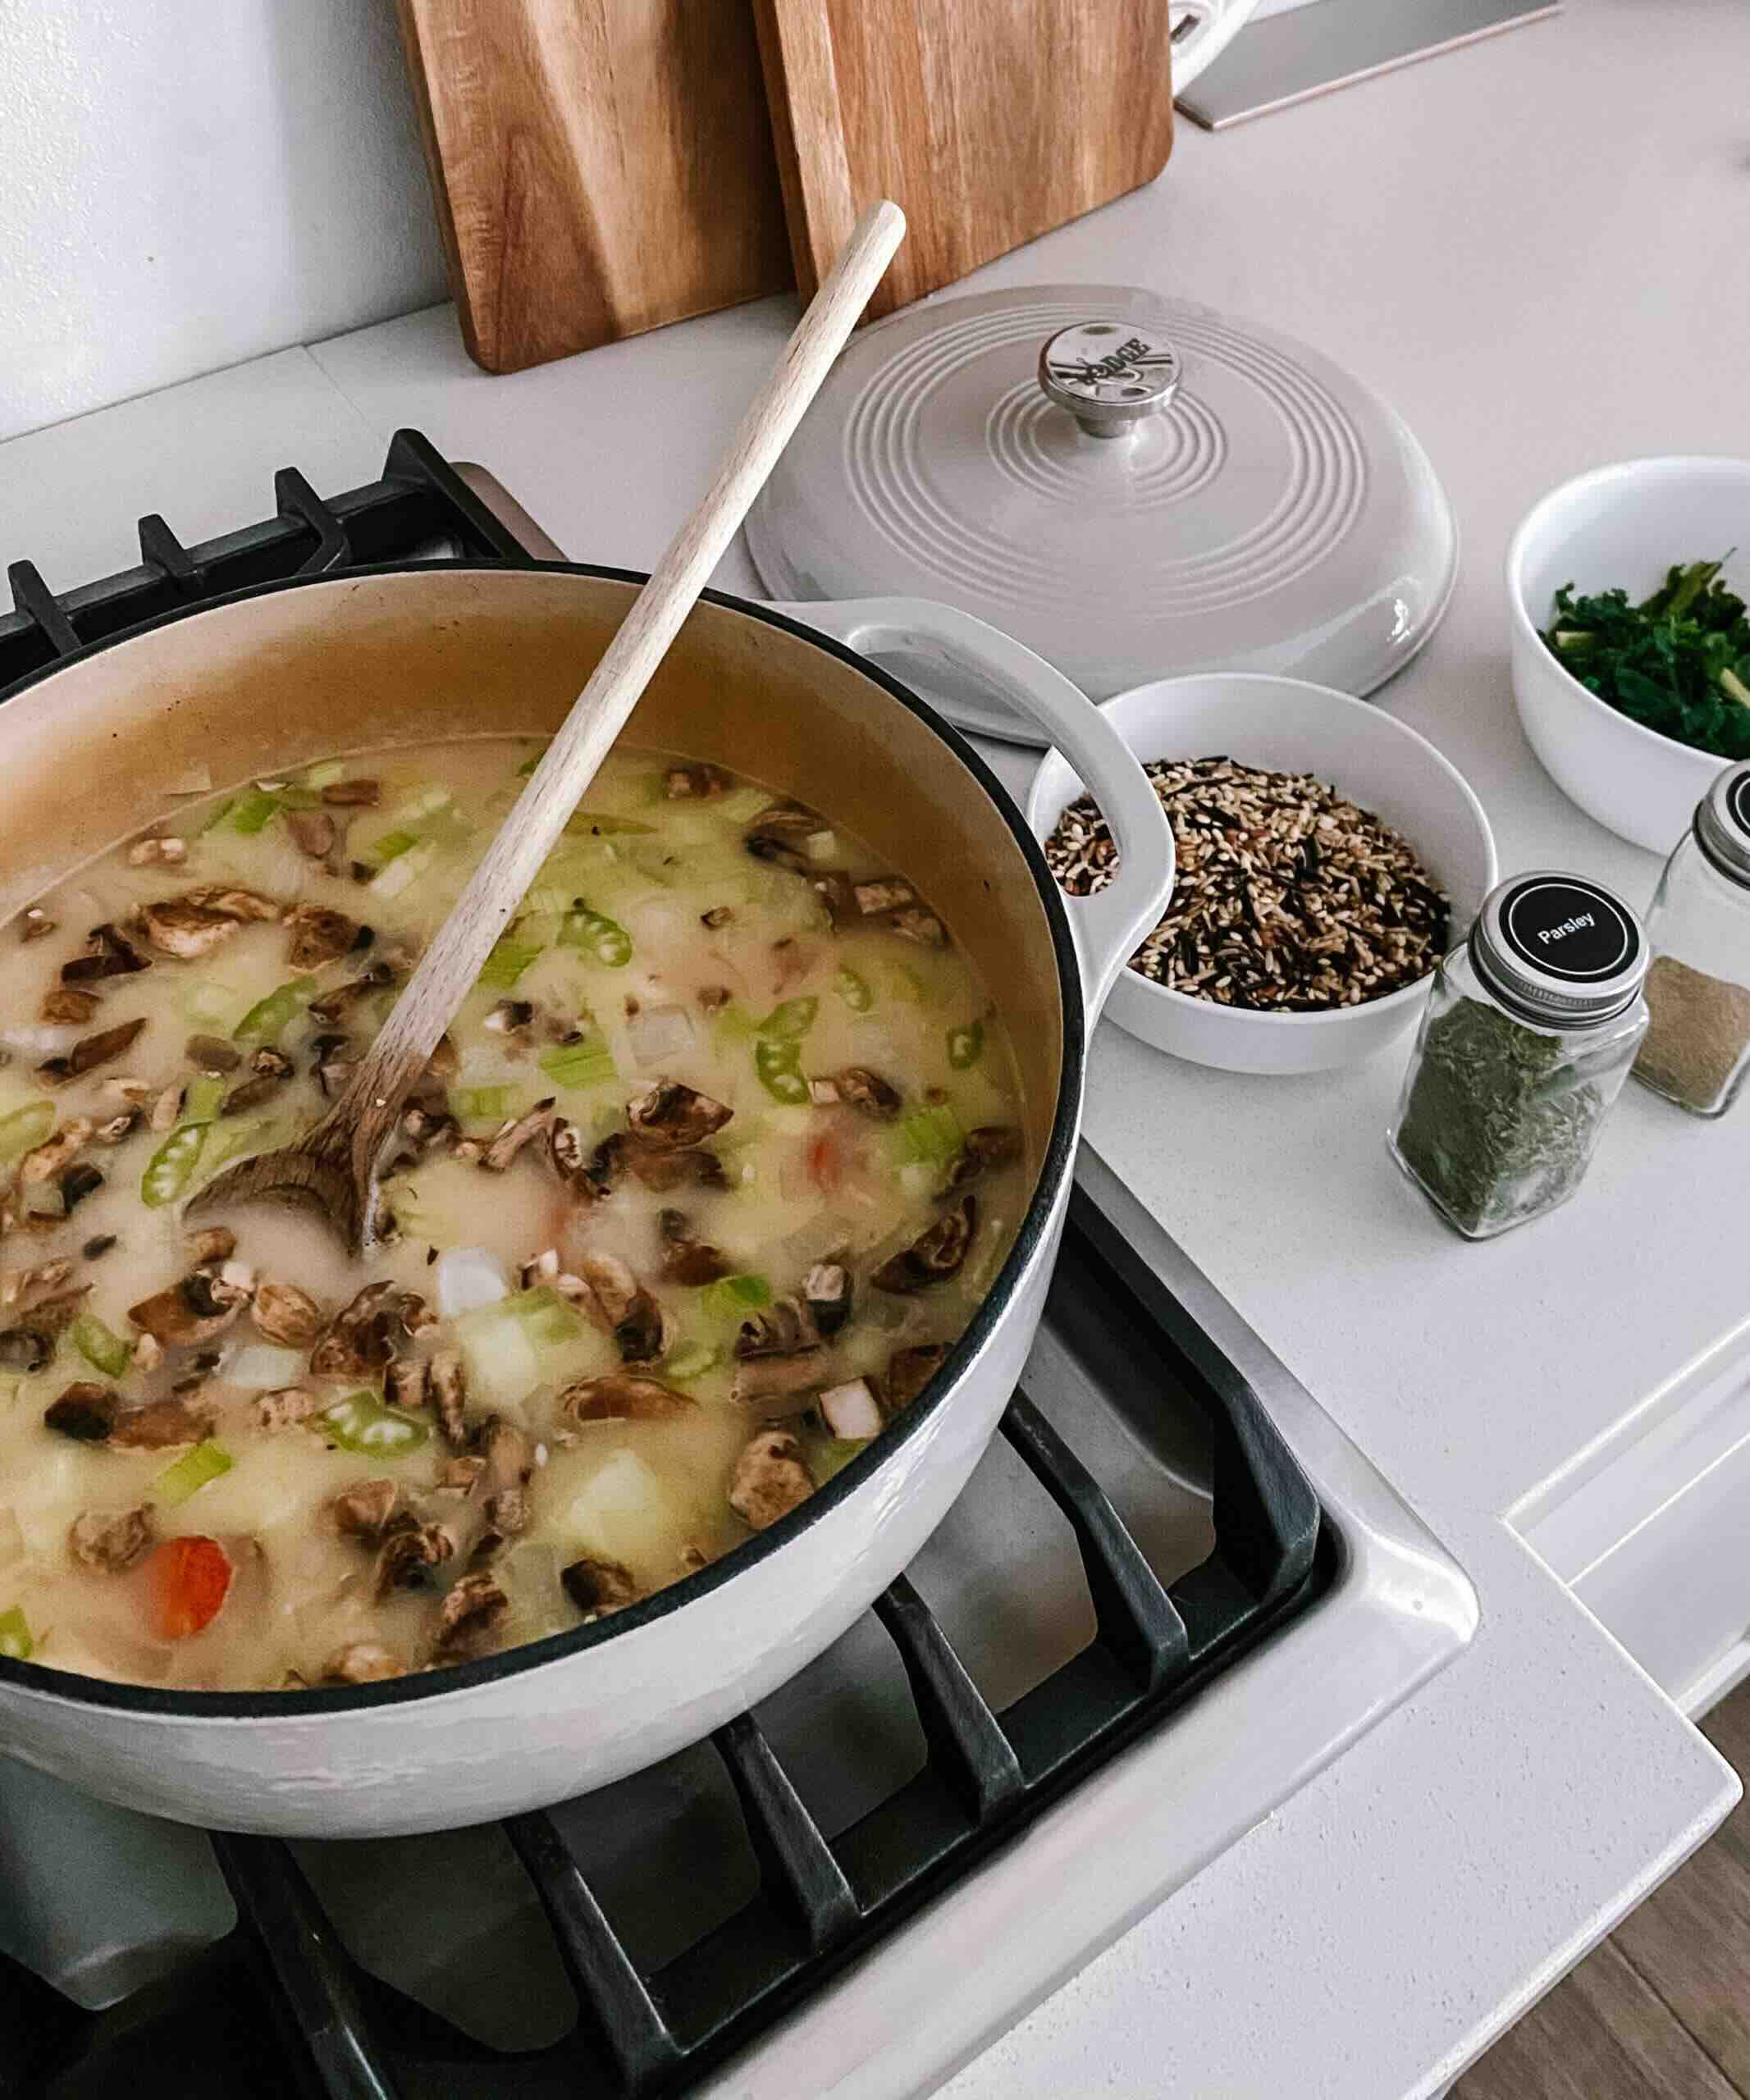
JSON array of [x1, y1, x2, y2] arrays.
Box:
[[747, 285, 1459, 743]]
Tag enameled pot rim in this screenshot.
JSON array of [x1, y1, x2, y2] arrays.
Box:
[[0, 560, 1086, 1720]]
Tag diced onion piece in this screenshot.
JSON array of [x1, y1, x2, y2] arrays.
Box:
[[818, 1378, 883, 1440], [457, 1308, 541, 1405], [226, 1344, 308, 1390], [368, 841, 436, 898], [0, 1023, 84, 1059], [436, 1246, 510, 1319], [805, 829, 837, 862], [625, 1003, 695, 1071]]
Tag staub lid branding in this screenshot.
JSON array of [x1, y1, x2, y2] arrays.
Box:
[[1470, 871, 1648, 1026]]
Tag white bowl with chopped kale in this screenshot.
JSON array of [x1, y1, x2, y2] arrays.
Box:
[[1507, 456, 1750, 853], [1026, 673, 1497, 1075]]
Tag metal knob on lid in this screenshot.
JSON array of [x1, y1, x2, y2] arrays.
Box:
[[1693, 760, 1750, 886], [1469, 870, 1648, 1027], [1037, 321, 1181, 438]]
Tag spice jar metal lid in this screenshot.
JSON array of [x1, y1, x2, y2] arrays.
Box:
[[1694, 761, 1750, 886], [1470, 871, 1647, 1026]]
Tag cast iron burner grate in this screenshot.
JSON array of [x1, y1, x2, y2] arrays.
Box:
[[0, 441, 1329, 2098]]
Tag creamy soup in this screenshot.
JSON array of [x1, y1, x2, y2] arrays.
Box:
[[0, 742, 1026, 1691]]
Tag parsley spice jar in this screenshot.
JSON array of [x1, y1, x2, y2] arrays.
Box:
[[1633, 762, 1750, 1116], [1389, 873, 1649, 1239]]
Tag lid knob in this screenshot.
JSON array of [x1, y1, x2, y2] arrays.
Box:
[[1038, 321, 1181, 439]]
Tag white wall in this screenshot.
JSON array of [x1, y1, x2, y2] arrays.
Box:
[[0, 0, 448, 445]]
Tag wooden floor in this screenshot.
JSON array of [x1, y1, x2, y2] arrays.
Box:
[[1455, 1681, 1750, 2099]]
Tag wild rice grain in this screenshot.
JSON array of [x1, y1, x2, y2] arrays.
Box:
[[1044, 756, 1449, 1013]]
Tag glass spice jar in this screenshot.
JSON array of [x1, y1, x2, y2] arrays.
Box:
[[1388, 872, 1649, 1240], [1634, 762, 1750, 1116]]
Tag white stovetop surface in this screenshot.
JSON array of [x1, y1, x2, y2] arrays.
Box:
[[6, 2, 1748, 2089]]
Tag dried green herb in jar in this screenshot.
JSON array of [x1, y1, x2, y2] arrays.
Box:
[[1393, 998, 1606, 1236]]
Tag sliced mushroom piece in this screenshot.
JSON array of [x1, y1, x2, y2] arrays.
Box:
[[730, 1349, 825, 1409], [128, 1269, 249, 1349], [482, 998, 536, 1036], [853, 877, 917, 916], [573, 1253, 668, 1365], [285, 808, 338, 861], [138, 898, 247, 960], [484, 1484, 531, 1536], [625, 1080, 733, 1150], [61, 922, 146, 982], [435, 1569, 510, 1654], [561, 1554, 643, 1616], [333, 1478, 399, 1541], [221, 1072, 284, 1116], [435, 1454, 486, 1499], [885, 907, 948, 948], [110, 1394, 217, 1450], [561, 1373, 694, 1424], [284, 903, 363, 970], [871, 1197, 977, 1294], [185, 1033, 242, 1074], [818, 1376, 884, 1440], [427, 1349, 468, 1446], [482, 1098, 556, 1172], [2, 1291, 90, 1375], [626, 1146, 726, 1194], [18, 1118, 94, 1186], [745, 800, 822, 841], [322, 1641, 403, 1684], [744, 833, 811, 876], [665, 760, 732, 799], [257, 1385, 321, 1429], [943, 1125, 1023, 1191], [884, 1344, 950, 1411], [69, 1504, 155, 1572], [835, 1066, 902, 1119], [41, 987, 100, 1025], [473, 1415, 533, 1497], [658, 1208, 727, 1286], [383, 1357, 428, 1411], [376, 1516, 455, 1596], [186, 1226, 236, 1264], [21, 906, 57, 943], [729, 1430, 814, 1532], [308, 1281, 400, 1381], [1, 1257, 73, 1315], [43, 1382, 119, 1441], [615, 1293, 669, 1366], [321, 777, 381, 807], [803, 1261, 853, 1339], [700, 905, 733, 929], [92, 1108, 142, 1147], [307, 961, 395, 1025], [734, 1297, 816, 1358], [251, 1281, 326, 1347], [811, 873, 852, 927], [181, 884, 281, 924], [400, 1105, 458, 1157], [547, 1117, 593, 1190], [58, 1164, 103, 1214]]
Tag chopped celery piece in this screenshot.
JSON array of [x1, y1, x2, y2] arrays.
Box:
[[182, 1075, 227, 1125], [220, 788, 282, 834], [71, 1313, 131, 1380], [505, 1286, 585, 1347], [368, 841, 436, 899], [525, 884, 579, 916], [664, 1340, 720, 1381], [150, 1439, 234, 1508], [198, 796, 237, 834], [883, 960, 931, 1006], [321, 1392, 429, 1455], [558, 901, 632, 967], [754, 1037, 807, 1104], [947, 1020, 985, 1070], [719, 785, 773, 823], [538, 1033, 616, 1090], [141, 1122, 208, 1208], [478, 934, 545, 990], [700, 1274, 771, 1326], [811, 1437, 870, 1486], [756, 996, 818, 1041], [566, 810, 655, 836], [0, 1605, 33, 1660], [450, 1084, 516, 1125], [233, 976, 317, 1043], [299, 760, 345, 788], [204, 1115, 281, 1176], [833, 965, 874, 1013], [0, 1101, 55, 1163], [893, 1102, 963, 1169], [365, 826, 421, 867]]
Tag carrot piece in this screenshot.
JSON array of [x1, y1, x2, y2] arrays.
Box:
[[148, 1535, 233, 1640], [806, 1131, 843, 1197]]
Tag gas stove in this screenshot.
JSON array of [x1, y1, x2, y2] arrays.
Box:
[[0, 440, 1474, 2099]]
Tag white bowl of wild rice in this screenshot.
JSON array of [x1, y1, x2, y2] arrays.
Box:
[[1026, 673, 1496, 1074]]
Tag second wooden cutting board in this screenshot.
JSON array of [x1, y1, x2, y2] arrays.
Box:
[[754, 0, 1177, 317], [395, 0, 793, 374]]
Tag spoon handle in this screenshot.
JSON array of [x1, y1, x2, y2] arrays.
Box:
[[336, 199, 906, 1162]]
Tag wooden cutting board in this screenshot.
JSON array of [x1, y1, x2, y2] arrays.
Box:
[[395, 0, 793, 375], [752, 0, 1177, 317]]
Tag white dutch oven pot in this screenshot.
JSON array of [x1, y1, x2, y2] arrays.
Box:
[[0, 566, 1172, 1835]]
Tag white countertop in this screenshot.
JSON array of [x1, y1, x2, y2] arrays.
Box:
[[5, 1, 1748, 2089]]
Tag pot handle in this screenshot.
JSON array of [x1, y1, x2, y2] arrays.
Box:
[[764, 596, 1172, 1017]]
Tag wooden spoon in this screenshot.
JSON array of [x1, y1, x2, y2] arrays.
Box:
[[190, 199, 906, 1253]]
